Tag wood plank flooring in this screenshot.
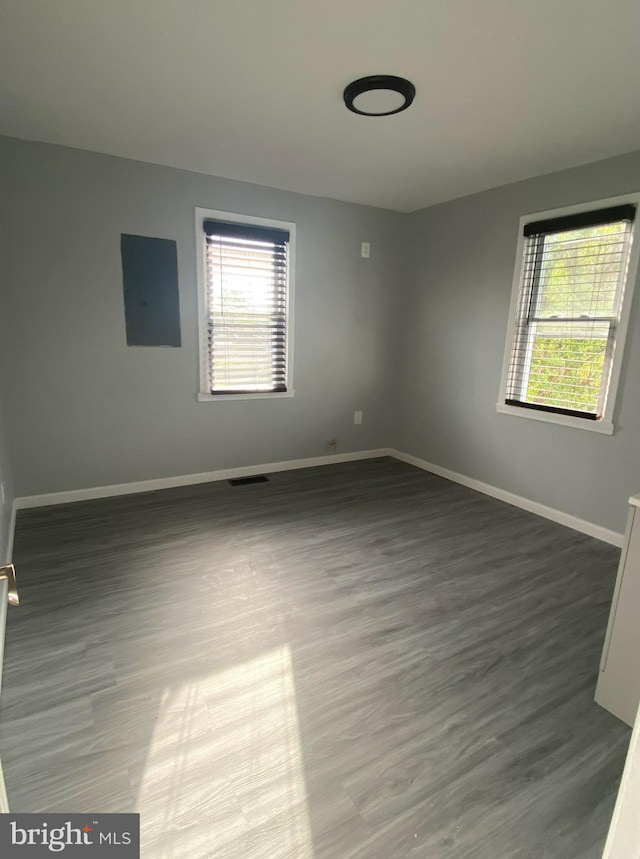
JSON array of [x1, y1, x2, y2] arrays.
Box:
[[0, 457, 630, 858]]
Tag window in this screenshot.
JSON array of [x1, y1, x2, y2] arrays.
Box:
[[498, 196, 640, 433], [195, 209, 295, 400]]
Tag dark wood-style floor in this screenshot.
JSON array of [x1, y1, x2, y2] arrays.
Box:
[[0, 458, 630, 858]]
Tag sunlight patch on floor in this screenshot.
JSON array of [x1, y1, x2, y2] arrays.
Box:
[[136, 645, 313, 858]]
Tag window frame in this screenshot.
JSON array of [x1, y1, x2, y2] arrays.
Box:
[[497, 193, 640, 434], [195, 207, 296, 402]]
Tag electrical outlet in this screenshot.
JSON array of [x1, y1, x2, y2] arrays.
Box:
[[354, 411, 363, 425], [361, 242, 370, 259]]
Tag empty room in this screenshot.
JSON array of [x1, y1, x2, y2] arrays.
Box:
[[1, 1, 640, 857]]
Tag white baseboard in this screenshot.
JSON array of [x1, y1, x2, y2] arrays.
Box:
[[389, 449, 625, 548], [13, 446, 624, 548], [14, 448, 393, 510]]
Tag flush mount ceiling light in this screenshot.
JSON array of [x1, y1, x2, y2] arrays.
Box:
[[343, 75, 416, 117]]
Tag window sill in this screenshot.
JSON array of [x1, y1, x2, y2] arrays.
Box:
[[496, 403, 614, 435], [197, 390, 296, 402]]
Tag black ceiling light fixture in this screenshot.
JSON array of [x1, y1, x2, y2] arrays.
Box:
[[343, 75, 416, 117]]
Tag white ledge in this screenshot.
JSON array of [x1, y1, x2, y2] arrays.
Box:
[[197, 390, 296, 402], [496, 403, 614, 435]]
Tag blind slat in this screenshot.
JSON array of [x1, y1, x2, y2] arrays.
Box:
[[523, 204, 636, 237], [204, 220, 290, 245]]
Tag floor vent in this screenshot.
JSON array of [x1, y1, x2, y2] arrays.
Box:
[[228, 475, 269, 487]]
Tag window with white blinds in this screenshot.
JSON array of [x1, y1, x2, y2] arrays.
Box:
[[198, 214, 293, 397], [500, 200, 638, 430]]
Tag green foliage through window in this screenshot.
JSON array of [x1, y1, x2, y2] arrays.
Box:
[[526, 337, 606, 412]]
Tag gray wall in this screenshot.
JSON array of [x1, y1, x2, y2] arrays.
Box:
[[0, 137, 402, 496], [0, 396, 15, 564], [397, 150, 640, 534], [0, 179, 16, 562]]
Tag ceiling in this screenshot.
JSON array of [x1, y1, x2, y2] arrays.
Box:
[[1, 0, 639, 212]]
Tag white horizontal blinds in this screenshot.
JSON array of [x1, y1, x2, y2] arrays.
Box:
[[204, 220, 289, 394], [506, 205, 635, 419]]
